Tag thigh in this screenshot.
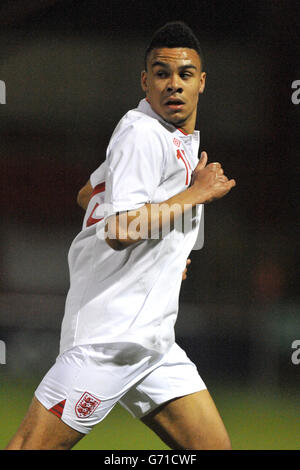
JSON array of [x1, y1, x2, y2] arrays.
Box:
[[120, 343, 231, 450], [6, 342, 163, 449], [5, 396, 84, 450], [120, 342, 206, 419], [141, 389, 231, 450]]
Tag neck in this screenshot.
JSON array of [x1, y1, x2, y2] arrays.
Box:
[[145, 97, 196, 134]]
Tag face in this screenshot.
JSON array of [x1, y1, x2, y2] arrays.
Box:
[[141, 47, 206, 134]]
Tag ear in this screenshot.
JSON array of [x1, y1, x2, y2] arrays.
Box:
[[199, 72, 206, 94], [141, 70, 148, 93]]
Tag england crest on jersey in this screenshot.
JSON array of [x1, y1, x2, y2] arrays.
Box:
[[75, 392, 101, 418]]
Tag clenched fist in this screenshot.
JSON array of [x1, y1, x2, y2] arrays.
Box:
[[191, 151, 236, 204]]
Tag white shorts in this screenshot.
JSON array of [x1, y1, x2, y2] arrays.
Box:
[[35, 342, 206, 434]]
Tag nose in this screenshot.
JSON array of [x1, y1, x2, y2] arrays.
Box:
[[166, 74, 183, 94]]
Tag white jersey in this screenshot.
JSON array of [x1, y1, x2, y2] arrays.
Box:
[[59, 99, 203, 355]]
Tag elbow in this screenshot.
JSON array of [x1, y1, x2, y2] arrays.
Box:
[[77, 190, 83, 208], [104, 213, 143, 251], [105, 236, 127, 251], [77, 180, 93, 210], [104, 219, 128, 251], [77, 188, 86, 210]]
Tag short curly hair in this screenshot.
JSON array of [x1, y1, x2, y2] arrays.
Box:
[[144, 21, 204, 70]]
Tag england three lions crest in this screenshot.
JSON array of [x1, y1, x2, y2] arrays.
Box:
[[75, 392, 101, 418]]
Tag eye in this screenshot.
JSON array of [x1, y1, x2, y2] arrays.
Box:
[[180, 72, 192, 79], [156, 70, 168, 78]]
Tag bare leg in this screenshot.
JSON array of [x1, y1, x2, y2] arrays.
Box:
[[141, 389, 231, 450], [5, 396, 84, 450]]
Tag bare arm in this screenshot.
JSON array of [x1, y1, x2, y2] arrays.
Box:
[[105, 151, 236, 250], [77, 176, 193, 279], [77, 180, 93, 210]]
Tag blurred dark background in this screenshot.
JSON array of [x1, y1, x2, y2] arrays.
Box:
[[0, 0, 299, 404]]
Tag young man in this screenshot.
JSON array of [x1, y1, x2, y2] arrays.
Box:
[[5, 22, 235, 450]]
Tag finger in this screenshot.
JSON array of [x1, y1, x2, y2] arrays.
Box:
[[207, 162, 222, 175], [186, 258, 191, 265], [196, 151, 208, 170], [217, 175, 228, 182], [210, 162, 221, 169], [225, 179, 236, 189]]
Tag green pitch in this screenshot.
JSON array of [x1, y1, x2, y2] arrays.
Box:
[[0, 377, 299, 450]]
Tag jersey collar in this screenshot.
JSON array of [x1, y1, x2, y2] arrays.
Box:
[[137, 98, 200, 142]]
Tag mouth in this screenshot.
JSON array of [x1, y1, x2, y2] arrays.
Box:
[[164, 98, 185, 111]]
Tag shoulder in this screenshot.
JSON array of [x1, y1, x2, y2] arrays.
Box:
[[110, 109, 168, 150]]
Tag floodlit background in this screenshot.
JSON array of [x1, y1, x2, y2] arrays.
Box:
[[0, 0, 299, 450]]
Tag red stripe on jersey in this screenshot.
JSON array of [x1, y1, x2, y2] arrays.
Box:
[[91, 182, 105, 197], [49, 399, 66, 419], [86, 202, 104, 227], [49, 408, 62, 419], [177, 149, 190, 185], [55, 401, 65, 410], [177, 128, 189, 135], [181, 150, 191, 169]]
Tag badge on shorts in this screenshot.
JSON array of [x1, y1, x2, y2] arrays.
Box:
[[75, 392, 101, 418]]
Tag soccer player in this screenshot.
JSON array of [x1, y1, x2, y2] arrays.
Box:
[[5, 22, 236, 450]]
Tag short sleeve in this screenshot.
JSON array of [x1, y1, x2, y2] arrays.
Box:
[[104, 123, 165, 218]]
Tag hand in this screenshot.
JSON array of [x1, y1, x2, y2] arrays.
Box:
[[191, 151, 236, 204], [182, 258, 191, 280]]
